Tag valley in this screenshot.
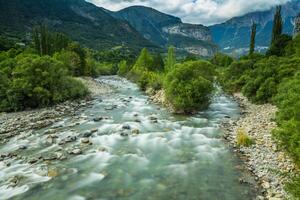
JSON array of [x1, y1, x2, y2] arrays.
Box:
[[0, 0, 300, 199]]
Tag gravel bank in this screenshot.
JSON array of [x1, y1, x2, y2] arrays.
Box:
[[221, 93, 298, 200], [0, 77, 112, 144]]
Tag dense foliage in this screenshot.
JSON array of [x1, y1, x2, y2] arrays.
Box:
[[0, 52, 88, 111], [219, 35, 300, 198], [0, 25, 136, 112], [164, 61, 215, 113], [122, 47, 216, 113]]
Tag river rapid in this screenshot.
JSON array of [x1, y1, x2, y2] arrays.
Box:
[[0, 76, 258, 200]]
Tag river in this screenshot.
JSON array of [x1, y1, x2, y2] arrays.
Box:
[[0, 76, 258, 200]]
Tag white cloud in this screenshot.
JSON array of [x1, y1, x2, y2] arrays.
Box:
[[86, 0, 292, 25]]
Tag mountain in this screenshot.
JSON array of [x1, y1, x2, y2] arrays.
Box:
[[209, 1, 300, 55], [107, 6, 217, 57], [0, 0, 157, 51]]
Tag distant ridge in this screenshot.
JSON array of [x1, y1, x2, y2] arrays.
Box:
[[0, 0, 158, 51], [209, 0, 300, 55], [107, 6, 217, 57]]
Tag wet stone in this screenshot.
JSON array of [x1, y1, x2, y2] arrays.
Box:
[[83, 131, 93, 137], [81, 138, 89, 144], [71, 148, 82, 155], [120, 132, 129, 137], [65, 136, 77, 143], [122, 124, 131, 130], [93, 117, 103, 122], [19, 145, 27, 150]]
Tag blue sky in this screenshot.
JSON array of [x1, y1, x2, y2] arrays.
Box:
[[87, 0, 292, 25]]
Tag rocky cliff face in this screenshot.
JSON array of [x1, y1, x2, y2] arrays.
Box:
[[109, 6, 217, 57], [162, 23, 212, 41], [294, 14, 300, 37]]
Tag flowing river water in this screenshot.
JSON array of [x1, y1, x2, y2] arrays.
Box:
[[0, 76, 258, 200]]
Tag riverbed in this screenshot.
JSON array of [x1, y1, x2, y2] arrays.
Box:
[[0, 76, 259, 200]]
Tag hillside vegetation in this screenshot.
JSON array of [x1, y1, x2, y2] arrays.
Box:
[[0, 25, 137, 112]]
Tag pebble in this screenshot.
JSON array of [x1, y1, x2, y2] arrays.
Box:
[[221, 93, 297, 199]]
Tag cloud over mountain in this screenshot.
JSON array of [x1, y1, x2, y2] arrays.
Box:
[[87, 0, 292, 25]]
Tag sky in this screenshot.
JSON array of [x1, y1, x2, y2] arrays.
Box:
[[86, 0, 293, 25]]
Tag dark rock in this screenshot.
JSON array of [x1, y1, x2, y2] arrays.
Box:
[[120, 132, 129, 137], [83, 131, 92, 137], [122, 124, 131, 130], [93, 117, 103, 122], [91, 128, 98, 133], [19, 145, 27, 150], [65, 136, 77, 143]]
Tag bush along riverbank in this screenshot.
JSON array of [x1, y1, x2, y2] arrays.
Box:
[[120, 47, 216, 114], [0, 77, 113, 143], [0, 24, 136, 113], [221, 93, 298, 199]]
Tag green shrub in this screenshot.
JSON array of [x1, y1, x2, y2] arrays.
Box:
[[221, 59, 254, 92], [118, 60, 131, 76], [164, 60, 215, 113], [211, 53, 234, 68], [0, 53, 88, 111]]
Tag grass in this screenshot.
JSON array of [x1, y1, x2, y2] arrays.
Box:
[[236, 128, 254, 147]]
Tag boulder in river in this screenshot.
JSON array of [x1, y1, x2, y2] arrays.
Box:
[[120, 132, 129, 137], [122, 124, 131, 130], [93, 117, 103, 122], [81, 138, 89, 144], [70, 148, 82, 155], [83, 131, 93, 137]]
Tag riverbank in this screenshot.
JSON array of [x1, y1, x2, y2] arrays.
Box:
[[0, 77, 112, 144], [221, 93, 298, 200]]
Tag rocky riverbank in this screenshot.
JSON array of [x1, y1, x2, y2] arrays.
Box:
[[221, 93, 298, 200], [0, 77, 112, 144]]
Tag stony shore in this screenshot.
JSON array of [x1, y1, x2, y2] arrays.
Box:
[[221, 93, 298, 200], [0, 77, 112, 144]]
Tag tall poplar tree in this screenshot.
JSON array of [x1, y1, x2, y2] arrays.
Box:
[[271, 6, 283, 45], [249, 22, 257, 55], [166, 46, 176, 71]]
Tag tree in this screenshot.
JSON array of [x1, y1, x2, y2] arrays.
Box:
[[33, 24, 70, 56], [151, 53, 164, 71], [249, 22, 257, 55], [132, 48, 153, 71], [166, 46, 176, 71], [164, 60, 215, 113], [211, 53, 233, 67], [67, 42, 86, 76], [271, 6, 283, 46], [267, 34, 292, 57]]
